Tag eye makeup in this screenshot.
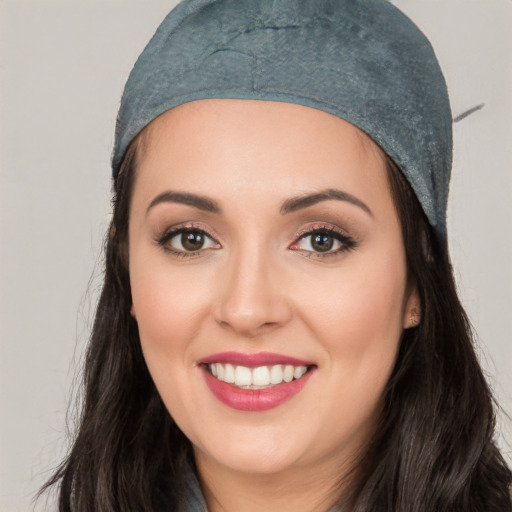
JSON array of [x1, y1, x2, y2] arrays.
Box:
[[154, 222, 221, 258], [153, 219, 358, 261], [290, 224, 358, 259]]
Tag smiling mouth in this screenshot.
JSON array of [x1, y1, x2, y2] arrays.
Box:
[[199, 352, 317, 411], [205, 363, 312, 389]]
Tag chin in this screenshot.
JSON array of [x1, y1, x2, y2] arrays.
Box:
[[192, 424, 311, 475], [203, 446, 303, 476]]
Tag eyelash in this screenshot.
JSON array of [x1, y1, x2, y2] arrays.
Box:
[[156, 224, 356, 258], [291, 225, 357, 258], [156, 223, 219, 258]]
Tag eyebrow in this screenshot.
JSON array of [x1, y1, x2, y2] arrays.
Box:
[[146, 191, 222, 215], [146, 188, 372, 217], [280, 188, 373, 216]]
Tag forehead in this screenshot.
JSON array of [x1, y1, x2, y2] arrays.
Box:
[[133, 99, 392, 215], [142, 99, 379, 152]]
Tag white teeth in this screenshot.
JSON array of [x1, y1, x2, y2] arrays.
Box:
[[269, 365, 283, 384], [252, 366, 270, 386], [224, 363, 235, 383], [294, 366, 307, 379], [208, 363, 309, 388], [234, 366, 252, 386], [216, 363, 224, 381], [283, 365, 294, 383]]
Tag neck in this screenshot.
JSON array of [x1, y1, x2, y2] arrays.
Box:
[[193, 448, 356, 512]]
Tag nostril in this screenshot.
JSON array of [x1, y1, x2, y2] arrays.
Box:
[[213, 269, 293, 335], [217, 318, 280, 338]]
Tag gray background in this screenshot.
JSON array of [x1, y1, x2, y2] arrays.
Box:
[[1, 1, 510, 511]]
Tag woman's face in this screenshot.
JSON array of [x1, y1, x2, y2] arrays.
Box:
[[129, 99, 418, 480]]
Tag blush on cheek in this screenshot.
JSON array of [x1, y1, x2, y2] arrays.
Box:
[[311, 286, 404, 350], [131, 266, 212, 343]]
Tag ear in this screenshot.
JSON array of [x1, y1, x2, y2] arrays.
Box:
[[403, 286, 421, 329], [130, 304, 137, 319]]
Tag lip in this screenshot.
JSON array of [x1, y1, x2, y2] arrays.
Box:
[[199, 352, 316, 412], [199, 351, 315, 368]]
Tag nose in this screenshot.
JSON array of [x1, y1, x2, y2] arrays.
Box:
[[213, 245, 292, 338]]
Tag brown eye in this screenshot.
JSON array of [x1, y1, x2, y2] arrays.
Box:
[[290, 228, 356, 256], [162, 228, 219, 254], [310, 233, 334, 252], [181, 231, 206, 251], [294, 231, 341, 253]]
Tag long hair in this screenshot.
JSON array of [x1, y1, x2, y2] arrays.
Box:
[[40, 141, 191, 511], [41, 142, 511, 511], [347, 158, 512, 511]]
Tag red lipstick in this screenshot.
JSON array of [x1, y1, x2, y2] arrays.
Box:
[[199, 352, 316, 412], [200, 351, 314, 368]]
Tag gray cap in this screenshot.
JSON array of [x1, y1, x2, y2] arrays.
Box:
[[113, 0, 452, 241]]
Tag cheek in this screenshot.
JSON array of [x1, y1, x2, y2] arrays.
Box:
[[130, 256, 209, 347], [128, 258, 215, 428], [327, 271, 404, 350], [308, 245, 407, 340], [297, 250, 407, 403], [129, 255, 215, 369]]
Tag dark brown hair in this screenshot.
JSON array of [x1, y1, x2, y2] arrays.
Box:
[[41, 141, 511, 511], [347, 158, 512, 511]]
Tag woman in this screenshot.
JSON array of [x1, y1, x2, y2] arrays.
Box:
[[43, 0, 512, 510]]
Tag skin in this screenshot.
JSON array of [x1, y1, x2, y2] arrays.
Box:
[[128, 99, 420, 512]]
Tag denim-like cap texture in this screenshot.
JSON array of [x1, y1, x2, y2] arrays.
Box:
[[113, 0, 453, 241]]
